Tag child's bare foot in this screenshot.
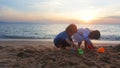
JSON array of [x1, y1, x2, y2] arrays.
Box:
[[57, 48, 61, 51], [65, 47, 71, 50]]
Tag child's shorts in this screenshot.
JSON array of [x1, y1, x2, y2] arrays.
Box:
[[54, 38, 71, 48]]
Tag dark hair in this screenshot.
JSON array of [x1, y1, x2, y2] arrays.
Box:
[[65, 24, 77, 35], [89, 30, 101, 40]]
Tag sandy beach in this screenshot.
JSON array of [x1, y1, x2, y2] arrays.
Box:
[[0, 39, 120, 68]]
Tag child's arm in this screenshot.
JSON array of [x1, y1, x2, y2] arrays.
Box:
[[84, 38, 94, 50], [78, 42, 82, 48], [65, 38, 77, 49], [85, 38, 93, 45]]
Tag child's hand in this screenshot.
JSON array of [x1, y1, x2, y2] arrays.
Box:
[[73, 44, 77, 49], [87, 45, 95, 50], [71, 48, 76, 53], [57, 48, 61, 51]]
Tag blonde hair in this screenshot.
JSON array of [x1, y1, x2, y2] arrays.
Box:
[[65, 24, 77, 34]]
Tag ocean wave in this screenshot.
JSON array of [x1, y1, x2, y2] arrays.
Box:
[[0, 35, 120, 41], [100, 35, 120, 41], [0, 35, 52, 39]]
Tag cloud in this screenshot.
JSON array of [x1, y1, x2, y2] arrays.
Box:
[[0, 5, 71, 22], [0, 0, 120, 23], [28, 0, 63, 13], [0, 6, 34, 22], [92, 15, 120, 24], [106, 16, 120, 19]]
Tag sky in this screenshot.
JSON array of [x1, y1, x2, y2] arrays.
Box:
[[0, 0, 120, 24]]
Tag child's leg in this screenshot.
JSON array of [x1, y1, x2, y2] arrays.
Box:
[[78, 42, 82, 48], [84, 41, 88, 50], [54, 38, 66, 50]]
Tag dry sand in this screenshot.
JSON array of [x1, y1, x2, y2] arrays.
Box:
[[0, 39, 120, 68]]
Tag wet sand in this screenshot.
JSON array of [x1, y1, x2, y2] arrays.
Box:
[[0, 40, 120, 68]]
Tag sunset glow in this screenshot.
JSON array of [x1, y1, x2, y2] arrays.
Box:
[[80, 15, 95, 23], [0, 0, 120, 23]]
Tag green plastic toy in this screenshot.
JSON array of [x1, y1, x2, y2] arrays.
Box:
[[77, 48, 84, 55]]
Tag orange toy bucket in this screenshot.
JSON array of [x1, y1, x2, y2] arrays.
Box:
[[97, 47, 105, 53]]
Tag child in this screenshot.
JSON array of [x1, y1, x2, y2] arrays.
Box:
[[54, 24, 77, 50], [73, 28, 100, 50]]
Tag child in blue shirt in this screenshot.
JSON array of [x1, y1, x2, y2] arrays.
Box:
[[54, 24, 77, 50]]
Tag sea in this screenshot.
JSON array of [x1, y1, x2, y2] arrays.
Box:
[[0, 22, 120, 41]]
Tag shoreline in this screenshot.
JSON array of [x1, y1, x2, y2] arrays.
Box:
[[0, 39, 119, 46], [0, 39, 120, 42], [0, 39, 53, 41]]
